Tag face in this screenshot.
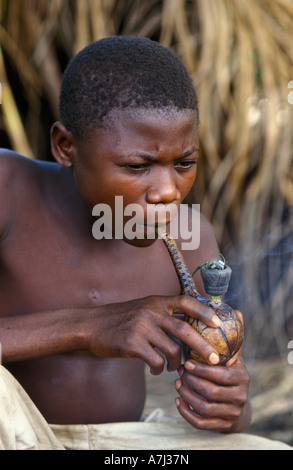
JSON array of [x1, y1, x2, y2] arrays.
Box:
[[54, 108, 199, 245]]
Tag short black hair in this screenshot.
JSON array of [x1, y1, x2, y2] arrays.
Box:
[[59, 36, 198, 138]]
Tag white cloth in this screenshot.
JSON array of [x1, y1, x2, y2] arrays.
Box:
[[0, 365, 291, 450]]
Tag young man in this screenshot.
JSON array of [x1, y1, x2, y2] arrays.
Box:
[[0, 35, 275, 450]]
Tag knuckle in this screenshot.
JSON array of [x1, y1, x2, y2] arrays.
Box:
[[179, 295, 191, 310], [204, 387, 218, 402], [235, 390, 248, 406], [182, 295, 208, 315], [221, 421, 233, 432], [175, 318, 192, 335], [221, 367, 235, 385], [137, 305, 152, 319], [229, 406, 242, 420], [151, 355, 165, 375], [167, 340, 181, 357], [156, 355, 165, 367], [123, 335, 138, 357], [194, 420, 206, 431], [195, 398, 213, 417]]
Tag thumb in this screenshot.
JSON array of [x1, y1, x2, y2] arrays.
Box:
[[169, 295, 221, 329]]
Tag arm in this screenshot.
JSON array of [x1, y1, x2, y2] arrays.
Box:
[[1, 296, 222, 374], [0, 152, 220, 373]]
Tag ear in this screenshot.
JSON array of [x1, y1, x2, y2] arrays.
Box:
[[50, 122, 76, 168]]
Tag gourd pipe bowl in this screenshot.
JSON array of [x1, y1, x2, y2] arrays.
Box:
[[158, 229, 244, 365]]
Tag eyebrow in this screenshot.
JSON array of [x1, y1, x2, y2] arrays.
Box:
[[118, 146, 199, 161], [181, 146, 199, 157]]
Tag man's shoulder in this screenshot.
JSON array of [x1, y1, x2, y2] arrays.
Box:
[[0, 149, 59, 186], [0, 149, 79, 213], [0, 148, 33, 163], [0, 149, 37, 182], [0, 150, 61, 233]]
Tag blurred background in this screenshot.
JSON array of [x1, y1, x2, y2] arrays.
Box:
[[0, 0, 293, 444]]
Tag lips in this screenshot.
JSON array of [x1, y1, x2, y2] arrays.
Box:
[[138, 202, 179, 227], [122, 203, 179, 240], [92, 197, 181, 241]]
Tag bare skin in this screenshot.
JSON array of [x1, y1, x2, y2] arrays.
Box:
[[0, 108, 250, 430]]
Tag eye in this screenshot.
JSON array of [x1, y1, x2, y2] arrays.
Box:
[[125, 163, 150, 172], [175, 160, 197, 170]]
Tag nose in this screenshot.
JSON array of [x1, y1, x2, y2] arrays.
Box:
[[146, 168, 180, 204]]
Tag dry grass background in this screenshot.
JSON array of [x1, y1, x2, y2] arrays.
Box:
[[0, 0, 293, 361]]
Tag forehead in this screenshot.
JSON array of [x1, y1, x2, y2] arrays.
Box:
[[105, 107, 198, 130], [83, 107, 198, 150]]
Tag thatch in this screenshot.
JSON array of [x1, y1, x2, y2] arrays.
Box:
[[0, 0, 293, 359]]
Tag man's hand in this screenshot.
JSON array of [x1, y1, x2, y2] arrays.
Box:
[[174, 354, 251, 432], [85, 295, 221, 375]]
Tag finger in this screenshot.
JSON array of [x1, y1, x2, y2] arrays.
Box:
[[124, 334, 167, 375], [133, 334, 181, 375], [175, 379, 240, 421], [225, 348, 242, 367], [140, 345, 166, 375], [184, 359, 247, 386], [146, 329, 182, 372], [164, 337, 182, 372], [167, 318, 220, 365], [179, 370, 238, 403], [175, 397, 233, 432], [167, 296, 221, 328]]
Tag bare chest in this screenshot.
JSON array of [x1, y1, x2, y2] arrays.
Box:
[[0, 211, 180, 316]]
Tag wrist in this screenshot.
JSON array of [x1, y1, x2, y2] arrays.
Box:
[[70, 306, 96, 352]]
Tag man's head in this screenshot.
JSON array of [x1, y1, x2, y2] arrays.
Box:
[[59, 36, 198, 138], [51, 37, 200, 246]]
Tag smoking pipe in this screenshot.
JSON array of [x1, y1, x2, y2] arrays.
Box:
[[157, 229, 244, 365]]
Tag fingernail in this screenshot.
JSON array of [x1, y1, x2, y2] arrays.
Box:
[[212, 315, 221, 327], [175, 379, 182, 391], [185, 360, 195, 371], [209, 352, 220, 364], [175, 398, 181, 407]]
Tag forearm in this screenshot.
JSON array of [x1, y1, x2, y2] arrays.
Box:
[[0, 294, 223, 372], [0, 307, 89, 363]]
